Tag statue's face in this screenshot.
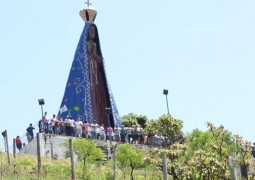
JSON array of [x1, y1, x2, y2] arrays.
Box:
[[89, 26, 96, 40]]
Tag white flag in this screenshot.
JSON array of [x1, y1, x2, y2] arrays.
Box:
[[59, 105, 68, 113]]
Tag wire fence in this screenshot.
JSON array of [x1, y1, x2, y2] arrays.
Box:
[[0, 132, 169, 180], [0, 142, 77, 180]]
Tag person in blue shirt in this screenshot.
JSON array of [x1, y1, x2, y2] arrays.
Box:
[[120, 126, 126, 143], [26, 123, 35, 140]]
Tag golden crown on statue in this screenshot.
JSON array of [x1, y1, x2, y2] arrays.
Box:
[[79, 0, 97, 23]]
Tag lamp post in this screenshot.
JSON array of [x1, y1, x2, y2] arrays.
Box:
[[38, 99, 45, 133], [163, 89, 170, 115], [38, 99, 45, 120]]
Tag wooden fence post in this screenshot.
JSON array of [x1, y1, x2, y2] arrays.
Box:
[[113, 144, 117, 180], [50, 143, 53, 159], [13, 138, 16, 158], [228, 156, 237, 180], [37, 133, 41, 176], [107, 140, 111, 159], [162, 152, 168, 180], [3, 130, 11, 166], [69, 138, 76, 180]]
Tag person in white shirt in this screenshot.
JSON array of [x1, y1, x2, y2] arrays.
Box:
[[88, 124, 91, 138], [99, 124, 105, 140], [75, 117, 83, 137], [43, 112, 49, 133], [90, 120, 98, 139], [96, 125, 100, 139], [114, 125, 120, 142], [65, 116, 71, 136], [69, 117, 76, 137], [50, 114, 57, 134]]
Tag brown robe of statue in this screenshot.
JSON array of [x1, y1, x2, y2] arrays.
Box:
[[87, 25, 109, 126]]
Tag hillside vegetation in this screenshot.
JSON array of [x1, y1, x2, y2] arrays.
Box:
[[1, 114, 254, 179]]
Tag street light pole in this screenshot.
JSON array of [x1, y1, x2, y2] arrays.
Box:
[[40, 105, 44, 120], [38, 99, 45, 133], [163, 89, 170, 115], [38, 99, 45, 120]]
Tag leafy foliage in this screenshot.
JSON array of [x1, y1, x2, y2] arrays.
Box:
[[234, 135, 253, 166], [1, 114, 254, 179], [145, 121, 255, 179], [117, 144, 145, 180], [64, 138, 104, 179], [64, 138, 104, 166], [144, 114, 183, 143], [136, 115, 148, 128], [121, 113, 149, 128], [187, 150, 231, 179]]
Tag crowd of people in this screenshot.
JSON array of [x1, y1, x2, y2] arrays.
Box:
[[17, 112, 184, 151], [36, 112, 146, 144]]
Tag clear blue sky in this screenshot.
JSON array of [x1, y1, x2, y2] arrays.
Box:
[[1, 0, 255, 147]]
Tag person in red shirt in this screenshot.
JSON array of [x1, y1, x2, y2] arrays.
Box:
[[16, 136, 22, 151], [55, 118, 61, 135], [82, 121, 89, 138]]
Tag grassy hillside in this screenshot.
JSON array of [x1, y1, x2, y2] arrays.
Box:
[[0, 152, 162, 180]]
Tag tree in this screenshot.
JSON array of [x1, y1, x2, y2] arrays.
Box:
[[185, 129, 213, 155], [64, 138, 104, 176], [234, 135, 253, 179], [143, 120, 158, 141], [157, 115, 183, 142], [121, 113, 149, 128], [117, 144, 145, 180], [183, 122, 238, 179], [144, 114, 183, 143], [136, 115, 148, 128], [146, 144, 188, 180], [121, 113, 139, 127], [187, 150, 230, 179], [146, 122, 241, 179]]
